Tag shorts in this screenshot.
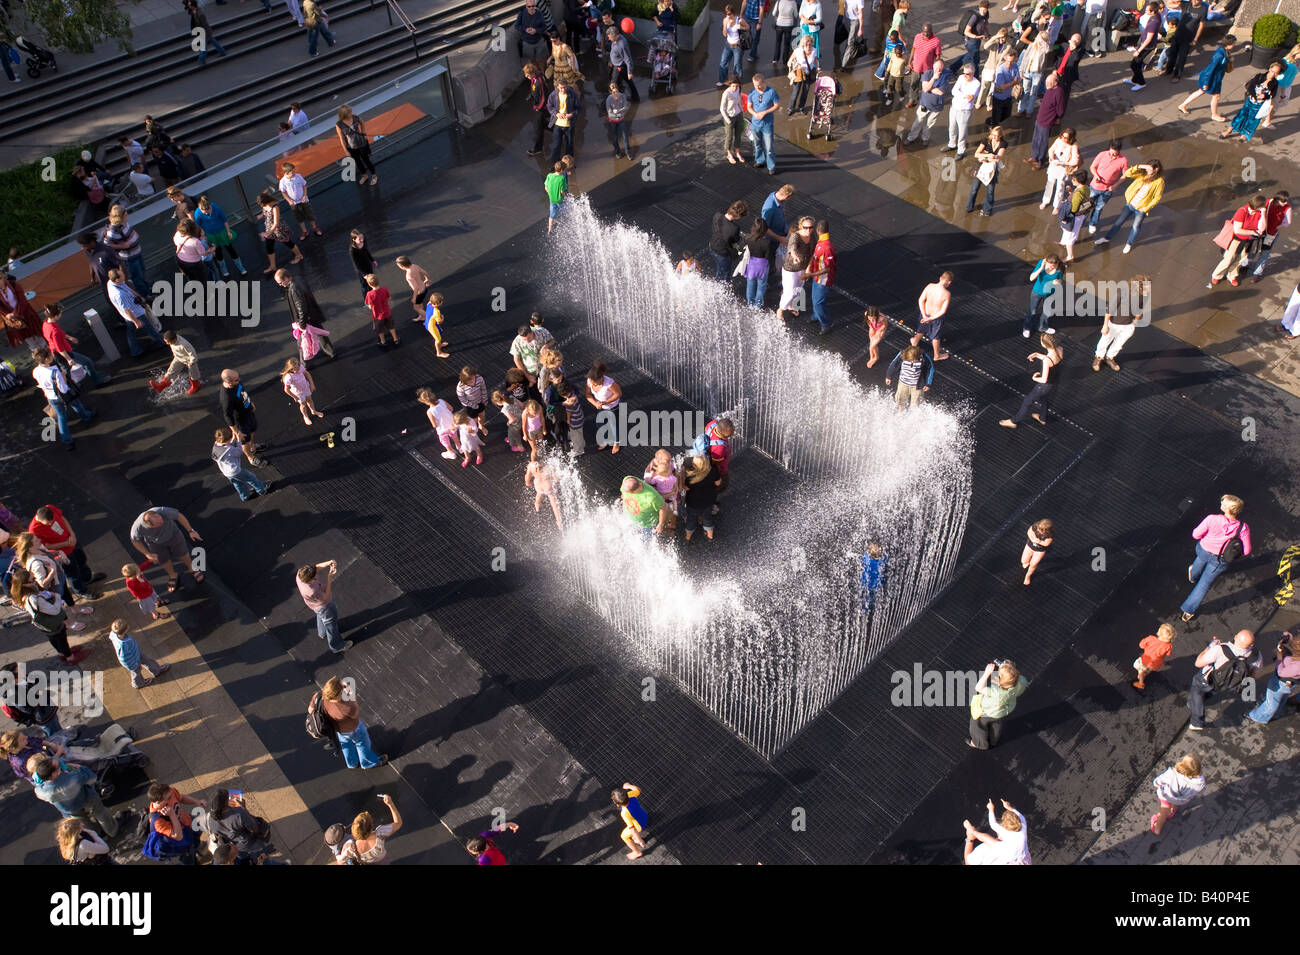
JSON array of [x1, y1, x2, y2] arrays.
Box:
[[413, 286, 432, 306], [150, 532, 190, 565], [291, 201, 316, 223], [549, 202, 563, 219], [1133, 657, 1160, 675], [895, 381, 924, 407], [373, 315, 394, 334], [235, 414, 258, 439], [462, 403, 485, 417], [917, 315, 943, 340]]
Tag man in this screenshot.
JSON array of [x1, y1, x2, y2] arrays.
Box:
[[1208, 195, 1266, 289], [842, 0, 864, 68], [884, 344, 935, 410], [743, 0, 767, 63], [297, 560, 353, 654], [276, 268, 328, 326], [546, 75, 580, 164], [278, 162, 321, 241], [905, 56, 952, 146], [710, 201, 748, 280], [1083, 0, 1109, 57], [42, 305, 110, 386], [177, 144, 205, 179], [761, 183, 794, 245], [962, 1, 991, 73], [130, 506, 205, 591], [1187, 630, 1263, 730], [76, 232, 120, 324], [119, 136, 145, 168], [806, 220, 837, 334], [31, 349, 93, 450], [988, 48, 1020, 127], [29, 755, 119, 838], [1164, 0, 1206, 79], [1092, 275, 1148, 371], [517, 0, 549, 61], [220, 368, 267, 467], [945, 62, 980, 158], [106, 267, 166, 357], [29, 505, 105, 598], [1054, 33, 1084, 105], [186, 0, 228, 66], [746, 74, 781, 174], [912, 271, 953, 361], [1026, 73, 1066, 169], [1086, 139, 1129, 233], [145, 143, 183, 187], [524, 62, 549, 157], [1181, 494, 1252, 621], [509, 325, 543, 386], [620, 477, 669, 537], [907, 23, 943, 107], [606, 27, 639, 102]]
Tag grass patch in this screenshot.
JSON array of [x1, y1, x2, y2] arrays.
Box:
[[0, 146, 88, 259], [618, 0, 708, 27]]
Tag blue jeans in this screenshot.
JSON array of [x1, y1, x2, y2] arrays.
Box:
[[124, 255, 149, 293], [123, 317, 166, 356], [1247, 672, 1298, 723], [48, 395, 93, 445], [315, 600, 347, 652], [228, 466, 267, 501], [1104, 203, 1146, 247], [746, 271, 769, 306], [810, 280, 831, 330], [963, 38, 982, 73], [718, 43, 742, 83], [1024, 291, 1052, 334], [711, 250, 732, 280], [751, 123, 775, 170], [307, 24, 336, 55], [1181, 542, 1228, 616], [607, 119, 630, 153], [0, 43, 15, 82], [336, 720, 383, 769], [747, 26, 762, 60], [1019, 71, 1042, 114], [967, 170, 998, 214], [197, 36, 227, 64], [1085, 188, 1110, 228]]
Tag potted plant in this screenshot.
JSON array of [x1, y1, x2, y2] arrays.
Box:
[[1249, 13, 1297, 68], [622, 0, 711, 53]]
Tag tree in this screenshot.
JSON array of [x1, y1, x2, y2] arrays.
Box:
[[1, 0, 137, 55]]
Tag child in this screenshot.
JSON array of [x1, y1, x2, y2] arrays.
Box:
[[675, 251, 699, 276], [863, 306, 888, 368], [1150, 754, 1205, 836], [555, 379, 586, 455], [491, 390, 527, 452], [875, 28, 905, 86], [521, 399, 547, 460], [545, 161, 568, 234], [528, 311, 555, 349], [1021, 518, 1053, 586], [364, 273, 399, 347], [860, 540, 889, 614], [122, 563, 168, 620], [151, 330, 201, 395], [605, 80, 631, 159], [109, 618, 170, 689], [212, 426, 272, 501], [454, 409, 484, 468], [561, 154, 576, 191], [456, 366, 490, 437], [586, 361, 622, 454], [465, 822, 519, 865], [1133, 623, 1176, 690], [282, 356, 324, 426], [612, 782, 649, 860], [882, 32, 909, 106], [396, 255, 433, 324], [642, 449, 680, 534], [504, 367, 534, 406], [417, 387, 460, 460], [292, 315, 334, 363], [525, 458, 563, 528], [423, 292, 452, 358]]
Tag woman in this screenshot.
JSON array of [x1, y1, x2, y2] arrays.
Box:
[[347, 229, 377, 302], [585, 361, 623, 454], [1000, 332, 1063, 429], [173, 219, 211, 285], [975, 29, 1011, 111], [200, 788, 274, 862], [742, 216, 773, 307], [966, 125, 1006, 217], [776, 216, 814, 320], [717, 5, 750, 87], [1178, 35, 1236, 120], [102, 205, 150, 292], [798, 0, 823, 56], [282, 357, 324, 427], [302, 0, 336, 56], [1096, 160, 1164, 253], [1128, 2, 1163, 91], [771, 0, 799, 67], [548, 33, 579, 80], [334, 105, 378, 185], [963, 798, 1031, 864], [682, 454, 722, 542], [0, 272, 43, 350], [1221, 63, 1281, 143], [320, 675, 388, 769], [967, 660, 1029, 749], [1017, 23, 1051, 116], [654, 0, 678, 41], [340, 795, 403, 864], [56, 818, 113, 865], [256, 188, 303, 274], [1247, 631, 1300, 724], [165, 185, 196, 222], [16, 532, 88, 609], [1057, 171, 1093, 263], [1040, 127, 1078, 212], [787, 34, 818, 115], [720, 74, 745, 164], [9, 567, 90, 665], [194, 196, 247, 277]]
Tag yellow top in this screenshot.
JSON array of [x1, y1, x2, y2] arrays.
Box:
[[1123, 166, 1164, 214]]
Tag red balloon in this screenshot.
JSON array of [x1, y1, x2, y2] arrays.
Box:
[[621, 16, 635, 34]]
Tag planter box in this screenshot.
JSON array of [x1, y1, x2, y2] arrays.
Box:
[[627, 7, 712, 53], [1250, 43, 1286, 69]]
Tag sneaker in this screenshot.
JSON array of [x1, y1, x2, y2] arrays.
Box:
[[1105, 358, 1120, 371], [1094, 236, 1109, 245], [441, 450, 457, 459], [1088, 225, 1097, 235], [333, 640, 355, 653], [262, 481, 276, 494], [1043, 327, 1056, 334], [941, 145, 955, 152], [955, 151, 966, 159], [1206, 280, 1220, 288], [249, 456, 268, 467], [156, 663, 171, 675], [1187, 723, 1205, 731], [1122, 244, 1132, 254], [1022, 329, 1031, 338], [716, 81, 726, 88], [1229, 277, 1239, 286]]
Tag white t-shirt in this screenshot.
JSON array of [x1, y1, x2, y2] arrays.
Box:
[[952, 75, 981, 109], [279, 173, 308, 204], [129, 170, 156, 196], [123, 140, 145, 165], [846, 0, 864, 20], [32, 364, 70, 401], [427, 399, 457, 433], [967, 809, 1031, 865], [289, 108, 309, 130]]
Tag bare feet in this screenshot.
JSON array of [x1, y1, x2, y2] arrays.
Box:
[[1177, 105, 1189, 115], [1031, 413, 1046, 425], [289, 254, 304, 265], [999, 418, 1016, 428]]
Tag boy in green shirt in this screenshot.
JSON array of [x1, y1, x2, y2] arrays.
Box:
[[545, 162, 568, 234]]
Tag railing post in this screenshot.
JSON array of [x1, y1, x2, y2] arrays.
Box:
[[386, 0, 392, 27]]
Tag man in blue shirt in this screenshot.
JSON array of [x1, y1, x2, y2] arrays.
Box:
[[743, 0, 767, 62], [746, 74, 781, 173], [988, 49, 1020, 127], [905, 57, 951, 146], [760, 183, 793, 245], [516, 1, 550, 62]]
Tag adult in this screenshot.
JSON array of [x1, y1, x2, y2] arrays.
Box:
[[320, 675, 389, 769], [963, 799, 1031, 864], [620, 477, 669, 537], [1058, 171, 1092, 263], [966, 125, 1006, 217], [1086, 139, 1129, 234], [654, 0, 679, 41], [806, 220, 837, 334], [945, 63, 980, 158], [1000, 331, 1062, 429], [1178, 35, 1236, 120], [746, 74, 781, 173], [29, 755, 118, 837], [1208, 194, 1266, 288], [987, 49, 1019, 128], [913, 271, 953, 361], [776, 216, 815, 321], [770, 0, 799, 67], [742, 217, 774, 306], [962, 1, 992, 73], [1180, 494, 1252, 621], [276, 269, 328, 328], [546, 74, 581, 164], [517, 0, 549, 62], [56, 818, 112, 865], [0, 272, 43, 350], [185, 0, 228, 66], [145, 143, 183, 187], [1038, 126, 1078, 213], [194, 195, 246, 278], [720, 74, 746, 164], [76, 232, 122, 320], [967, 660, 1029, 749], [9, 567, 91, 665], [1017, 19, 1051, 117], [841, 0, 863, 68], [1027, 75, 1067, 169], [201, 788, 274, 863], [297, 560, 352, 654], [607, 27, 639, 102], [787, 34, 819, 115], [510, 325, 543, 385], [31, 349, 94, 450], [1092, 275, 1147, 371], [102, 205, 150, 292], [905, 56, 952, 146], [335, 105, 378, 185], [1054, 32, 1084, 105], [1095, 160, 1164, 254], [1221, 64, 1281, 143], [129, 506, 204, 593], [586, 362, 623, 453], [172, 219, 210, 285], [1187, 629, 1262, 730], [681, 454, 722, 541], [796, 0, 822, 55], [1165, 0, 1207, 79], [907, 23, 943, 107], [302, 0, 336, 56], [761, 183, 793, 245], [29, 504, 104, 599], [742, 0, 767, 63], [1129, 3, 1163, 91], [219, 368, 267, 467], [710, 201, 748, 280], [340, 797, 403, 864], [523, 62, 550, 157], [1023, 255, 1062, 338]]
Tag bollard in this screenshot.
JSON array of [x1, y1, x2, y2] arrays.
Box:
[[82, 308, 121, 364]]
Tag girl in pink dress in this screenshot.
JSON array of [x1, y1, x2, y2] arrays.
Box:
[[863, 306, 888, 368], [642, 449, 680, 534], [282, 356, 325, 426]]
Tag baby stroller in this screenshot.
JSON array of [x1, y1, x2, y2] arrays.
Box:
[[65, 722, 151, 801], [647, 33, 677, 95], [807, 72, 839, 140], [15, 36, 58, 79]]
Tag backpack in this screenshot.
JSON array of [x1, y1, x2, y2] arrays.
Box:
[[1207, 644, 1250, 692], [25, 592, 68, 634], [1218, 521, 1245, 562], [306, 691, 333, 741]]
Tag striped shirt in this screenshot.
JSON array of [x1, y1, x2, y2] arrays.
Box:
[[564, 395, 585, 427], [103, 221, 143, 259], [457, 376, 488, 409], [899, 358, 925, 387]]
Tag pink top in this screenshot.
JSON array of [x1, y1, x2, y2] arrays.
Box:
[[1089, 152, 1130, 192], [910, 34, 942, 74], [1192, 514, 1251, 557], [643, 468, 679, 501], [174, 233, 207, 263], [283, 368, 312, 400]]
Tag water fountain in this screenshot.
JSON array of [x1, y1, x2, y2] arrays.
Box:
[[542, 196, 974, 758]]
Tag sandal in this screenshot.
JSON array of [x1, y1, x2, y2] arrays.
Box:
[[166, 578, 180, 593]]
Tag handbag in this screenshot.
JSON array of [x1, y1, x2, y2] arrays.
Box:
[[1211, 218, 1234, 250], [26, 593, 68, 634], [739, 28, 752, 51], [68, 362, 89, 384], [733, 245, 751, 278], [976, 160, 997, 186]]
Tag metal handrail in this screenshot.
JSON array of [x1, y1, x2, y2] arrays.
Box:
[[386, 0, 420, 59]]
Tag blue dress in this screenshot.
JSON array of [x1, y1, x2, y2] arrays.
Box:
[[1197, 46, 1228, 95]]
